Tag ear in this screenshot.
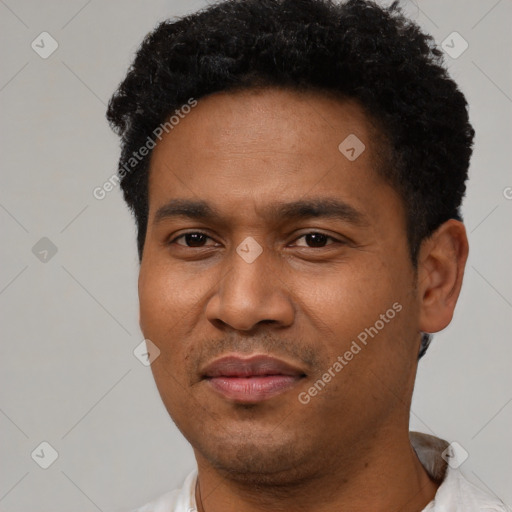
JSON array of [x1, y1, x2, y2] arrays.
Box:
[[417, 219, 469, 334], [138, 270, 145, 335]]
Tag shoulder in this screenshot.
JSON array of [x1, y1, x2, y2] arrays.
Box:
[[410, 432, 510, 512], [126, 470, 197, 512], [434, 465, 511, 511], [129, 489, 181, 512]]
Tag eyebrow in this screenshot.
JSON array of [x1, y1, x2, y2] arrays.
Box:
[[153, 197, 370, 227]]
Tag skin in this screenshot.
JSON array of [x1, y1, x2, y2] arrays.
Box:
[[138, 87, 469, 512]]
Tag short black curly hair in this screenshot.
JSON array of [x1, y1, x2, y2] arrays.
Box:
[[106, 0, 475, 358]]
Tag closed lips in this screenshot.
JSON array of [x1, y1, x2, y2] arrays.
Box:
[[202, 354, 307, 378]]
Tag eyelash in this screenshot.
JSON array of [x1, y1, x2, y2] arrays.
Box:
[[168, 231, 345, 248]]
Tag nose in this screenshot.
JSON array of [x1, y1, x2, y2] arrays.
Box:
[[205, 243, 295, 331]]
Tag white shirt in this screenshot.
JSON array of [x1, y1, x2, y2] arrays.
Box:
[[128, 432, 511, 512]]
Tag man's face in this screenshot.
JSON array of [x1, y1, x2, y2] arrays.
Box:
[[138, 88, 422, 483]]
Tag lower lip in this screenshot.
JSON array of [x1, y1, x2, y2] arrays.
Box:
[[206, 375, 303, 403]]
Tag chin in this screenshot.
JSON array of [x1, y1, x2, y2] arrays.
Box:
[[194, 430, 317, 485]]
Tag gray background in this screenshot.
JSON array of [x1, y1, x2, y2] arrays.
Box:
[[0, 0, 511, 511]]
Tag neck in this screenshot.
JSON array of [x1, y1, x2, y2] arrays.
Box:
[[194, 427, 440, 512]]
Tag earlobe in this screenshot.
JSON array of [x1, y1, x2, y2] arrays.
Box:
[[417, 219, 469, 334]]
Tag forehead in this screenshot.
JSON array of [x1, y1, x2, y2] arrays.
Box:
[[147, 87, 399, 225], [151, 87, 380, 162]]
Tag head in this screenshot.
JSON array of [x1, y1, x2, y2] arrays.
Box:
[[107, 0, 473, 485]]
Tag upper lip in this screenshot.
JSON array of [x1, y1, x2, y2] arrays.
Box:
[[201, 354, 306, 378]]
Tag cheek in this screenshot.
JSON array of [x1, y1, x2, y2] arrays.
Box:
[[138, 260, 192, 335], [304, 260, 413, 381], [138, 263, 204, 373], [305, 261, 397, 333]]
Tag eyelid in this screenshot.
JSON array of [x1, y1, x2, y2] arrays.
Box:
[[168, 230, 347, 247], [290, 230, 346, 247], [169, 230, 219, 247]]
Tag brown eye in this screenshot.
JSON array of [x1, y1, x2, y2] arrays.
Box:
[[294, 232, 341, 248], [171, 232, 214, 247]]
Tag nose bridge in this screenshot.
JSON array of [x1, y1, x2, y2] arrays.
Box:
[[226, 239, 275, 309], [206, 237, 294, 330]]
